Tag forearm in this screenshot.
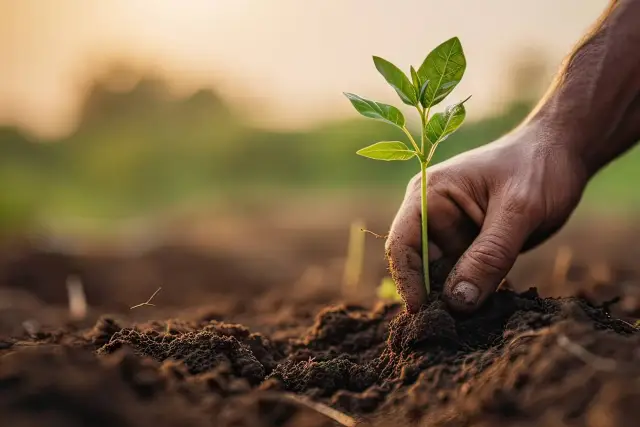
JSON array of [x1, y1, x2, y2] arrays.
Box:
[[527, 0, 640, 177]]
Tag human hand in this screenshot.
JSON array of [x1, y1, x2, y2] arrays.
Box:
[[385, 122, 589, 313]]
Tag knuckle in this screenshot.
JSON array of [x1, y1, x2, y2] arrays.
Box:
[[502, 190, 542, 225], [466, 233, 513, 275], [427, 167, 448, 188], [407, 173, 422, 195], [504, 191, 532, 215]]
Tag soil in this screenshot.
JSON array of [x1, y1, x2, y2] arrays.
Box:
[[1, 238, 640, 426]]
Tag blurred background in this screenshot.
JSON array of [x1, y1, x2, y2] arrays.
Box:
[[2, 0, 639, 331]]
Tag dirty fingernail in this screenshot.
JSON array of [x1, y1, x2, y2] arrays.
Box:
[[451, 281, 479, 306]]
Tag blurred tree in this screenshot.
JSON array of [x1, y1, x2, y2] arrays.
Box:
[[504, 47, 551, 103]]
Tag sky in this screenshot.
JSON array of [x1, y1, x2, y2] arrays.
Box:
[[0, 0, 608, 138]]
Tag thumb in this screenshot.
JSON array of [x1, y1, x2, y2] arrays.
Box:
[[443, 201, 533, 312]]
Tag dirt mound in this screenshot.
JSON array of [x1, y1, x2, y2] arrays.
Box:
[[1, 287, 638, 426]]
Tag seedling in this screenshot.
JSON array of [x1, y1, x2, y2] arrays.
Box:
[[344, 37, 469, 296]]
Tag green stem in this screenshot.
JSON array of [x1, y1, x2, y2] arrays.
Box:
[[418, 107, 426, 153], [420, 160, 430, 294], [426, 141, 439, 164], [424, 105, 432, 130], [401, 127, 420, 153]]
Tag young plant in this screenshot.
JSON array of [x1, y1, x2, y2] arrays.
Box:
[[344, 37, 469, 296]]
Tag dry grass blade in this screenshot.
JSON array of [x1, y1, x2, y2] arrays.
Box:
[[557, 334, 617, 372], [342, 219, 365, 295], [506, 329, 547, 349], [551, 245, 573, 286], [280, 393, 357, 426], [66, 275, 88, 320], [130, 287, 162, 310]]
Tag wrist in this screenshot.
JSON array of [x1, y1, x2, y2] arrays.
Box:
[[523, 104, 603, 181], [514, 112, 599, 185]]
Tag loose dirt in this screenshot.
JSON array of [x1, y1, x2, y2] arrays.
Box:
[[1, 238, 639, 426]]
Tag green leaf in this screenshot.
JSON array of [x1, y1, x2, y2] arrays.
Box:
[[373, 56, 418, 106], [356, 141, 416, 161], [344, 93, 405, 129], [418, 80, 430, 106], [425, 96, 470, 144], [410, 66, 420, 88], [417, 37, 466, 108]]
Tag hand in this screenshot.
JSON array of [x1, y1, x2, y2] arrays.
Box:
[[385, 122, 589, 313]]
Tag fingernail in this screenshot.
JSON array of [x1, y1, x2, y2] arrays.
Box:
[[451, 281, 480, 306]]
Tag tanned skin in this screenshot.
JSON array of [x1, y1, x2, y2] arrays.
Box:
[[386, 0, 640, 314]]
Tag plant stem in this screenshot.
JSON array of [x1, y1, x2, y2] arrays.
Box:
[[420, 160, 430, 294], [418, 109, 426, 153], [426, 141, 439, 164], [402, 127, 420, 153]]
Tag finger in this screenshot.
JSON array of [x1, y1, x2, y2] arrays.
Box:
[[386, 181, 428, 313], [425, 195, 477, 286], [427, 168, 485, 264], [443, 199, 534, 312], [428, 199, 479, 260]]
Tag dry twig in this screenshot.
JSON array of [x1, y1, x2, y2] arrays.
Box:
[[130, 287, 162, 310], [280, 393, 357, 426]]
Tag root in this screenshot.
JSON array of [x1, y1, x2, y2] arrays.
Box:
[[360, 228, 388, 239]]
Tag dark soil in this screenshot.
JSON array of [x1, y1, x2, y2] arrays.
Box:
[[2, 282, 639, 426], [1, 240, 640, 426]]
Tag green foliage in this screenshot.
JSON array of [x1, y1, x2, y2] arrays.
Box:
[[426, 96, 471, 144], [417, 37, 466, 108], [343, 93, 405, 129], [373, 56, 418, 106], [418, 80, 431, 107], [356, 141, 416, 161], [345, 36, 470, 296], [410, 66, 421, 89]]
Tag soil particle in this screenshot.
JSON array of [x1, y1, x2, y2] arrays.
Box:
[[387, 299, 458, 355], [100, 328, 266, 384], [300, 303, 396, 355], [85, 316, 123, 348], [0, 346, 206, 427], [269, 356, 379, 397]]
